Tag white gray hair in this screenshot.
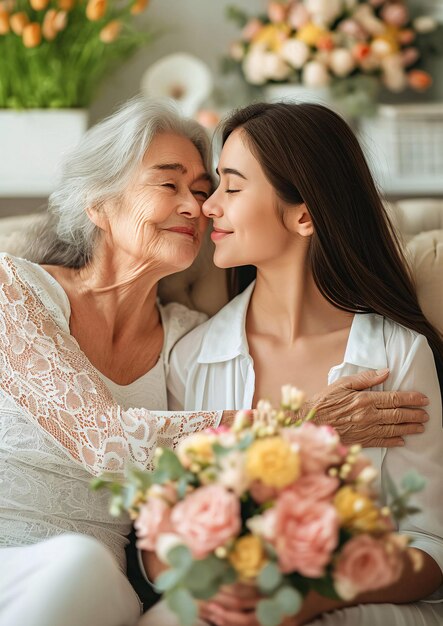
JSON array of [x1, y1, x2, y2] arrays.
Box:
[[25, 96, 213, 267]]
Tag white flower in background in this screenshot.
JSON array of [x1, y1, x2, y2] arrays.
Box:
[[280, 38, 310, 69], [218, 450, 249, 496], [329, 48, 356, 77], [381, 54, 407, 92], [281, 385, 306, 411], [155, 533, 185, 564], [305, 0, 343, 27], [140, 53, 213, 117], [413, 16, 438, 34], [353, 4, 385, 36], [263, 51, 291, 81], [242, 45, 268, 85], [288, 3, 310, 29], [230, 41, 245, 61], [302, 60, 330, 87]]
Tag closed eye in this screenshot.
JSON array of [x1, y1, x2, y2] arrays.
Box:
[[161, 183, 176, 190], [193, 190, 210, 199], [226, 189, 240, 194]]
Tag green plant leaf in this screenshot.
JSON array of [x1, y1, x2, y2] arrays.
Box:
[[155, 568, 185, 592], [401, 470, 426, 494], [156, 448, 186, 480], [258, 563, 283, 593], [256, 598, 282, 626], [274, 586, 302, 616], [167, 545, 193, 574], [310, 575, 341, 601], [165, 588, 198, 626]]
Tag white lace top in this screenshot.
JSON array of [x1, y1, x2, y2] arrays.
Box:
[[0, 254, 221, 570]]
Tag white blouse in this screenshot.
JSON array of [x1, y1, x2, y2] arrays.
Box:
[[168, 282, 443, 596], [0, 254, 221, 570]]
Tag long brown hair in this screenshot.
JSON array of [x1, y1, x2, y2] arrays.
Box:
[[222, 102, 443, 395]]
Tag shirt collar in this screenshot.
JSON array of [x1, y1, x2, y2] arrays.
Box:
[[198, 281, 255, 363], [342, 313, 388, 370]]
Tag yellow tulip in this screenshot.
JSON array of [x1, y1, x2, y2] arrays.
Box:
[[57, 0, 75, 10], [10, 11, 29, 35], [86, 0, 106, 21], [22, 21, 41, 47], [130, 0, 148, 15], [99, 19, 121, 42], [30, 0, 49, 11], [0, 10, 10, 34], [42, 8, 57, 40]]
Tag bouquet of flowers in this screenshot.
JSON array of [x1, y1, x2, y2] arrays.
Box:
[[0, 0, 154, 108], [94, 386, 424, 626], [225, 0, 441, 114]]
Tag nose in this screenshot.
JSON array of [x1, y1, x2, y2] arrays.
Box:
[[202, 189, 223, 219], [177, 190, 202, 219]]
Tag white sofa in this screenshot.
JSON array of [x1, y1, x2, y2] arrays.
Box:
[[0, 199, 441, 332]]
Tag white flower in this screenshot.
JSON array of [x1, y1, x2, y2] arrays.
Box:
[[230, 41, 244, 61], [280, 38, 310, 69], [381, 54, 407, 92], [302, 60, 330, 87], [155, 533, 184, 564], [246, 511, 276, 542], [353, 4, 385, 36], [242, 45, 268, 85], [329, 48, 356, 77], [305, 0, 343, 27], [413, 16, 438, 34], [218, 450, 249, 496], [263, 51, 291, 81], [281, 385, 306, 411]]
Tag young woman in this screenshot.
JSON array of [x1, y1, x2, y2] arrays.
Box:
[[166, 102, 443, 626]]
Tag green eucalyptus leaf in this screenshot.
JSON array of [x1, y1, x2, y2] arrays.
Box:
[[274, 586, 302, 616], [157, 448, 186, 480], [165, 588, 198, 626], [155, 568, 185, 592], [219, 565, 237, 586], [258, 563, 283, 593], [401, 471, 426, 494], [256, 598, 282, 626], [167, 545, 193, 573]]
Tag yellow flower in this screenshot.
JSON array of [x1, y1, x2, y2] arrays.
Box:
[[295, 22, 328, 47], [30, 0, 49, 11], [334, 486, 381, 533], [246, 436, 300, 489], [228, 535, 267, 580], [99, 18, 121, 43], [22, 22, 41, 47], [42, 9, 57, 40], [252, 22, 290, 52], [130, 0, 148, 16], [177, 433, 215, 468], [10, 11, 29, 35], [58, 0, 75, 10], [0, 10, 10, 34], [86, 0, 106, 21]]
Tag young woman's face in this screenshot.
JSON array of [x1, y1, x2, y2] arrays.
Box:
[[203, 129, 295, 269], [105, 132, 211, 272]]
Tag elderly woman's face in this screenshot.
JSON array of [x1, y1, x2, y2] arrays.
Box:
[[107, 132, 212, 272]]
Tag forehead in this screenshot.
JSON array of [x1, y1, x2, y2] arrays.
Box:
[[143, 132, 205, 169], [219, 129, 262, 175]]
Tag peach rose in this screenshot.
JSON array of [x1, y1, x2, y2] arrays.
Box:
[[135, 497, 173, 551], [334, 534, 404, 600], [289, 473, 339, 503], [282, 422, 342, 474], [171, 484, 241, 559], [381, 3, 409, 28], [249, 480, 279, 504], [275, 490, 339, 576]]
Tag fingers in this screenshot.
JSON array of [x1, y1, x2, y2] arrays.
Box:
[[202, 602, 259, 626], [208, 590, 259, 611], [375, 408, 429, 425], [372, 390, 429, 410], [338, 368, 390, 391]]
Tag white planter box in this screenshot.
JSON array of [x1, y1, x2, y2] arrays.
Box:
[[0, 109, 88, 197]]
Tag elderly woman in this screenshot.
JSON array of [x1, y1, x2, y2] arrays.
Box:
[[0, 97, 428, 626]]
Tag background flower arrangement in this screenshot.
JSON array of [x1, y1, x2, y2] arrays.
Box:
[[0, 0, 153, 108], [94, 386, 425, 626], [225, 0, 442, 115]]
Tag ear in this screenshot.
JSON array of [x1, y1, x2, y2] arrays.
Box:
[[285, 203, 314, 237], [85, 204, 110, 233]]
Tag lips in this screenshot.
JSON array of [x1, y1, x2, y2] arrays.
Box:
[[166, 226, 196, 238], [211, 227, 233, 242]]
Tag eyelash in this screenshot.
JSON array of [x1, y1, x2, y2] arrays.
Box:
[[162, 184, 208, 199], [225, 189, 240, 194]]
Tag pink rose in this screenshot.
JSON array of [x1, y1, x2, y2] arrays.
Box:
[[334, 534, 404, 600], [381, 3, 409, 28], [242, 18, 263, 42], [282, 422, 342, 474], [338, 18, 368, 40], [288, 4, 310, 30], [135, 497, 173, 551], [289, 474, 339, 503], [275, 490, 339, 577], [250, 480, 279, 504], [171, 485, 241, 559]]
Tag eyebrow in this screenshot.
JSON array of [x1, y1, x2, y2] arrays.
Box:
[[216, 167, 247, 180], [151, 163, 212, 183]]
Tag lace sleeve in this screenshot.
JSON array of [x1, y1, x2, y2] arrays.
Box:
[[0, 256, 221, 476]]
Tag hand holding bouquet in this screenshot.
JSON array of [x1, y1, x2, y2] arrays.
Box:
[[94, 387, 424, 626]]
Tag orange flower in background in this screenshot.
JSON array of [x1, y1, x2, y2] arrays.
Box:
[[57, 0, 75, 10], [408, 69, 433, 91], [0, 9, 9, 34], [22, 21, 41, 47], [130, 0, 148, 15], [99, 18, 121, 42], [30, 0, 49, 11], [10, 11, 29, 35], [42, 8, 57, 40], [86, 0, 106, 21]]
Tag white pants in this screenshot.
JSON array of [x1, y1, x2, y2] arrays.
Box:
[[139, 598, 443, 626], [0, 534, 142, 626]]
